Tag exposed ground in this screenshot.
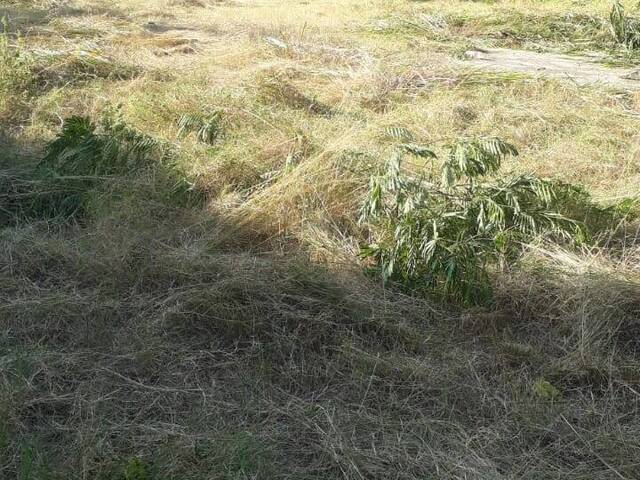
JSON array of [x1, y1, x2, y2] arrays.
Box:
[[1, 1, 640, 479], [464, 48, 640, 89]]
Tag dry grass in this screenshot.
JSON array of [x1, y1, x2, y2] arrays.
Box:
[[2, 0, 640, 478], [3, 217, 640, 479]]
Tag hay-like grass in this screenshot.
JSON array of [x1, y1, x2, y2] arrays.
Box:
[[1, 0, 640, 478]]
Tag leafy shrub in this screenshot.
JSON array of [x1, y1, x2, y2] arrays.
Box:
[[40, 106, 202, 205], [610, 0, 640, 49], [360, 133, 587, 305]]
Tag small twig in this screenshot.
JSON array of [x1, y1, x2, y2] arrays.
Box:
[[102, 368, 204, 394]]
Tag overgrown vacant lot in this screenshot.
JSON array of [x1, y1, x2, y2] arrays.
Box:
[[1, 0, 640, 479]]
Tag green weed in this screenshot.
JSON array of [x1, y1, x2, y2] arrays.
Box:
[[17, 441, 52, 480], [1, 106, 203, 224], [120, 457, 151, 480], [194, 432, 275, 479], [610, 0, 640, 49], [532, 378, 561, 401]]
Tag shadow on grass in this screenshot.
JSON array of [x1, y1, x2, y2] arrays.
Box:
[[0, 146, 430, 480], [1, 121, 640, 480]]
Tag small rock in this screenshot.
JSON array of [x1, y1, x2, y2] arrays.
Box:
[[264, 36, 288, 50]]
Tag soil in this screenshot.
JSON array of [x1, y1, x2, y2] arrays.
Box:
[[464, 48, 640, 90]]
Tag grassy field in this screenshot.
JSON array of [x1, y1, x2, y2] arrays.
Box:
[[1, 0, 640, 479]]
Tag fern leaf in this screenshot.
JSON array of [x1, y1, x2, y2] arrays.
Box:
[[398, 143, 437, 159], [384, 126, 415, 142], [177, 112, 222, 145]]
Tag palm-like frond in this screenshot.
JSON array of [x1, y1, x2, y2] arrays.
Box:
[[384, 126, 415, 142], [398, 143, 437, 159]]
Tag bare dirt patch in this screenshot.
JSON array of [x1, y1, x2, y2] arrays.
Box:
[[464, 48, 640, 89]]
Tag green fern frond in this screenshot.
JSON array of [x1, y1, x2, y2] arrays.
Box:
[[21, 107, 202, 221], [384, 126, 415, 142], [40, 107, 166, 177], [398, 143, 437, 159]]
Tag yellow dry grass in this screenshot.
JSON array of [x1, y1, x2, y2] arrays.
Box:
[[2, 1, 640, 478]]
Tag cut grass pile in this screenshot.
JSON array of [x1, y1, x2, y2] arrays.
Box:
[[1, 0, 640, 478]]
